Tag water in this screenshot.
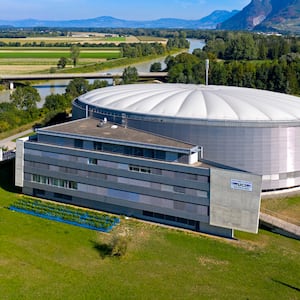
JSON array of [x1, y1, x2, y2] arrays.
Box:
[[187, 39, 205, 53], [0, 39, 205, 107]]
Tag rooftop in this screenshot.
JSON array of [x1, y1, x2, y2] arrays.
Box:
[[77, 83, 300, 122], [39, 118, 198, 152]]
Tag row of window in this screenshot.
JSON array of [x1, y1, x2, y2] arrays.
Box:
[[30, 177, 208, 216], [143, 210, 197, 227], [26, 162, 207, 199], [68, 180, 208, 215], [75, 138, 187, 163], [32, 174, 78, 190], [25, 149, 209, 183]]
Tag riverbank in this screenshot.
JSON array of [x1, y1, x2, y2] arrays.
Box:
[[53, 48, 183, 74]]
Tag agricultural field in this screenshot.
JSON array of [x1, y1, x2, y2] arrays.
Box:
[[0, 33, 166, 74], [0, 33, 137, 45], [0, 159, 299, 300], [0, 47, 122, 74]]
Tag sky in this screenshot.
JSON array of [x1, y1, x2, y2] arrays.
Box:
[[0, 0, 251, 21]]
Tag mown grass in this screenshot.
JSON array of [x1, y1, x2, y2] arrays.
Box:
[[0, 160, 299, 299]]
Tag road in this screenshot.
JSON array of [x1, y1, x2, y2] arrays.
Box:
[[0, 72, 168, 82], [0, 129, 33, 150]]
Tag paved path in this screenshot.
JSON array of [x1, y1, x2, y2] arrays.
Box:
[[0, 129, 33, 150], [260, 212, 300, 240]]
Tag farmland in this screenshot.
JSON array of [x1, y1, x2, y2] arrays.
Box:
[[0, 48, 121, 59], [0, 34, 167, 74], [0, 47, 122, 73]]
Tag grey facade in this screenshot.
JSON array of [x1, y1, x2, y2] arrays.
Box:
[[16, 118, 262, 238], [73, 98, 300, 191]]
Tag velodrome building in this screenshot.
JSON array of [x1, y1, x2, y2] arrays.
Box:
[[72, 84, 300, 191], [17, 82, 300, 238]]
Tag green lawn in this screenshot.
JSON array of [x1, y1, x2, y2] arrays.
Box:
[[0, 160, 299, 299], [261, 196, 300, 224], [0, 50, 121, 59]]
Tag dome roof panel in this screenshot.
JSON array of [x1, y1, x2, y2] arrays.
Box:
[[77, 84, 300, 122]]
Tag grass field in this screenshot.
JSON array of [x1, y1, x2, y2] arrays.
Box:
[[0, 159, 299, 299], [0, 49, 121, 59], [0, 47, 122, 74], [261, 196, 300, 225]]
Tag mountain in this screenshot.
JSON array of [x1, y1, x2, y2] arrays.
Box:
[[218, 0, 300, 33], [0, 11, 238, 29]]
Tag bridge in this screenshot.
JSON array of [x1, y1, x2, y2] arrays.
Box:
[[0, 72, 168, 88]]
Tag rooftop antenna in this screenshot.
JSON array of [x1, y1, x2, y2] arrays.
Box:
[[205, 59, 209, 86]]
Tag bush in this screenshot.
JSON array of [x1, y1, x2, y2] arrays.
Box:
[[110, 234, 128, 257]]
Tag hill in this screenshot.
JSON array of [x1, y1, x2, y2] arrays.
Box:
[[219, 0, 300, 33], [0, 11, 238, 29]]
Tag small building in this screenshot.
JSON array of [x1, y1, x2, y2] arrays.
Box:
[[15, 118, 262, 238]]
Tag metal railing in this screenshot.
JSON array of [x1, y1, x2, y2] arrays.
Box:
[[1, 150, 16, 162]]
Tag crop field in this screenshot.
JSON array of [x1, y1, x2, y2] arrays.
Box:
[[0, 49, 121, 59], [0, 34, 166, 74], [0, 159, 299, 300], [0, 47, 122, 74], [0, 35, 134, 45]]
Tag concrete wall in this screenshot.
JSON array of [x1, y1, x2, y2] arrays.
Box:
[[15, 137, 28, 187], [210, 168, 262, 233]]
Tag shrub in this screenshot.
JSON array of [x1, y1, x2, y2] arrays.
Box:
[[110, 234, 128, 257]]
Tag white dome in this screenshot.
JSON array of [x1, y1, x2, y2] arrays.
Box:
[[78, 84, 300, 121]]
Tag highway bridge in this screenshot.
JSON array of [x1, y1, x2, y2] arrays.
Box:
[[0, 72, 168, 88]]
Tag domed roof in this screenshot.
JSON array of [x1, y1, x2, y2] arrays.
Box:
[[78, 84, 300, 121]]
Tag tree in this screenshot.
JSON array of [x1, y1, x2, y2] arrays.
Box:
[[90, 80, 108, 90], [150, 62, 162, 72], [65, 78, 90, 98], [10, 86, 41, 112], [57, 57, 67, 69], [43, 94, 71, 112], [70, 44, 80, 67], [122, 66, 138, 84]]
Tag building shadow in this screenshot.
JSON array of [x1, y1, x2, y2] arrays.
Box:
[[0, 159, 19, 193]]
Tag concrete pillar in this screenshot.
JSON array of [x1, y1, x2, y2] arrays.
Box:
[[9, 82, 14, 90], [0, 148, 3, 161]]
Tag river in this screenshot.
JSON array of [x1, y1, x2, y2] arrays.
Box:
[[0, 39, 205, 107]]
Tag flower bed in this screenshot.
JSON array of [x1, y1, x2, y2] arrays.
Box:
[[10, 197, 120, 232]]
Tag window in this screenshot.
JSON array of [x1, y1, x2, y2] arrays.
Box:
[[54, 193, 72, 201], [129, 165, 151, 174], [174, 186, 185, 194], [32, 174, 77, 190], [88, 158, 97, 165], [74, 139, 83, 149], [33, 189, 45, 196]]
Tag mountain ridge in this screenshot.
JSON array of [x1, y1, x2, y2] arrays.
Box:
[[0, 11, 238, 29], [218, 0, 300, 33]]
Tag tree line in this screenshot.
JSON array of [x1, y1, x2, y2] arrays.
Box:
[[166, 32, 300, 95], [0, 78, 108, 133]]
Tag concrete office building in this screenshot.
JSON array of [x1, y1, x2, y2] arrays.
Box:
[[72, 83, 300, 191], [15, 118, 261, 238]]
